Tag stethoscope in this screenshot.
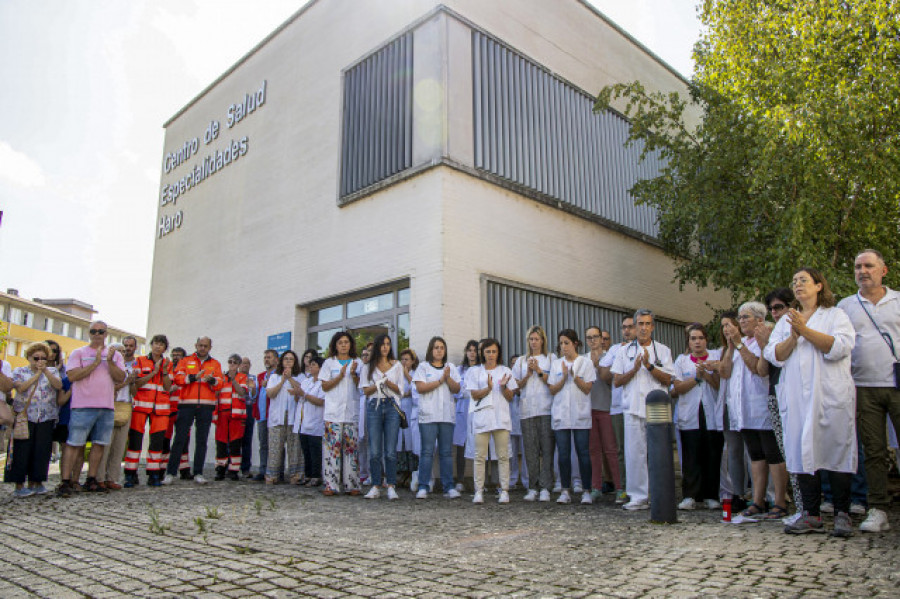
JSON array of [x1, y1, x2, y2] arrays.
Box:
[[624, 339, 663, 367]]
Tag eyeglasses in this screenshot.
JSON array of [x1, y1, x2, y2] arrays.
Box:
[[31, 356, 48, 361], [228, 360, 240, 364], [737, 314, 753, 321], [89, 329, 108, 335], [768, 303, 787, 312]]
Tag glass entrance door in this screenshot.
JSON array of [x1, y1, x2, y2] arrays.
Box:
[[348, 322, 390, 356]]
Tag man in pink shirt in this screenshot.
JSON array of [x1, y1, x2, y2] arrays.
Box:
[[58, 321, 126, 497]]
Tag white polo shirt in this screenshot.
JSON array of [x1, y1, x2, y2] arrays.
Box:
[[838, 288, 900, 387]]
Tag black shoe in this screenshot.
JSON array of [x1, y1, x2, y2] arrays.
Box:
[[252, 474, 266, 482], [226, 471, 240, 481], [56, 481, 73, 498], [179, 469, 194, 481], [601, 481, 615, 494], [123, 472, 138, 488], [147, 472, 162, 487], [85, 477, 107, 493]]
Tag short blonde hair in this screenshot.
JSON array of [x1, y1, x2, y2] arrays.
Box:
[[26, 342, 51, 360]]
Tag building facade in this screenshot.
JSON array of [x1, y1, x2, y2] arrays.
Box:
[[149, 0, 729, 364], [1, 289, 145, 369]]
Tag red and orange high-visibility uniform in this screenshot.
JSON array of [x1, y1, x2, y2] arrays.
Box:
[[174, 354, 222, 407], [216, 373, 249, 420], [132, 355, 173, 414]]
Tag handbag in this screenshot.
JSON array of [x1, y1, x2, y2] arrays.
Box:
[[113, 401, 133, 427], [12, 377, 39, 441], [392, 399, 409, 429]]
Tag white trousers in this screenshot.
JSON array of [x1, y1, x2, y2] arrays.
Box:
[[624, 413, 648, 503]]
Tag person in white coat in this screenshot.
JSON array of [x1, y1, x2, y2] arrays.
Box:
[[612, 309, 675, 511], [397, 348, 421, 491], [721, 301, 789, 520], [512, 325, 556, 502], [764, 267, 857, 536], [466, 338, 518, 504], [547, 329, 596, 505], [414, 336, 462, 499], [294, 356, 325, 486], [599, 316, 637, 504], [671, 324, 723, 510], [453, 340, 479, 492], [264, 351, 303, 485], [319, 332, 362, 496]]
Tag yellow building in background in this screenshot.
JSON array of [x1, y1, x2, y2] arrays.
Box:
[[0, 288, 145, 369]]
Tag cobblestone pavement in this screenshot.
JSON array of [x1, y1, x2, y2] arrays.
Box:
[[0, 475, 898, 598]]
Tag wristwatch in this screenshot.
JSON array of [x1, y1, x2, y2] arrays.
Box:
[[694, 376, 702, 384], [647, 364, 655, 372]]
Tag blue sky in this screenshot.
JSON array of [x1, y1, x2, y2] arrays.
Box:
[[0, 0, 700, 336]]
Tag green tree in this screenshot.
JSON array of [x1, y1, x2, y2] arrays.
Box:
[[596, 0, 900, 303]]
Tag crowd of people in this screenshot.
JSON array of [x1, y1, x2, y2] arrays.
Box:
[[2, 250, 898, 538]]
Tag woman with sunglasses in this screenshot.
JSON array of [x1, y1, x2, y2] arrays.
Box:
[[6, 343, 63, 497]]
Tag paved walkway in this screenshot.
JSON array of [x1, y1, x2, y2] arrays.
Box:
[[0, 477, 898, 598]]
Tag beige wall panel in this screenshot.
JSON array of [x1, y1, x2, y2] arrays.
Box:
[[440, 168, 730, 335]]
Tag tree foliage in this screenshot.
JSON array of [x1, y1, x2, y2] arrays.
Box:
[[595, 0, 900, 303]]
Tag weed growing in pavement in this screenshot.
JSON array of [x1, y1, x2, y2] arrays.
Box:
[[254, 498, 263, 515], [148, 505, 170, 535], [267, 497, 276, 510], [205, 505, 222, 519], [194, 516, 208, 534]]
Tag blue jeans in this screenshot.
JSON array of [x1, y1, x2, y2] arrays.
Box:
[[554, 429, 591, 490], [240, 417, 255, 474], [418, 422, 454, 492], [366, 397, 401, 486]]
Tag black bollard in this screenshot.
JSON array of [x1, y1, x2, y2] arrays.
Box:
[[646, 389, 677, 524]]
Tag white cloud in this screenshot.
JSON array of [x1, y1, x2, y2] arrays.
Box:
[[0, 141, 46, 188]]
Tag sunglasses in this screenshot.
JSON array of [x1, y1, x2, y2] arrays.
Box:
[[31, 356, 48, 361], [228, 360, 240, 364], [768, 304, 787, 312], [90, 329, 108, 335]]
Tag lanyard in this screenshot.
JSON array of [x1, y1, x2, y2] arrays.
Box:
[[856, 293, 898, 361]]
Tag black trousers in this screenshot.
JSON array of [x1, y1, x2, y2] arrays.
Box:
[[300, 434, 322, 479], [679, 405, 724, 501], [240, 416, 255, 473], [5, 420, 55, 484], [797, 470, 852, 516]]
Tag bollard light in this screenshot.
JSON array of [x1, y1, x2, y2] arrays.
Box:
[[646, 389, 677, 524]]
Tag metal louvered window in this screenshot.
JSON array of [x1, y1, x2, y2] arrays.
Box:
[[473, 32, 663, 238], [485, 279, 686, 359], [340, 34, 414, 197]]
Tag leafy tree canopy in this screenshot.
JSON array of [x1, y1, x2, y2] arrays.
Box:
[[596, 0, 900, 304]]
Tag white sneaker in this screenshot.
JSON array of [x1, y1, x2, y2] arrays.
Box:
[[161, 474, 175, 486], [415, 488, 428, 499], [704, 499, 721, 510], [557, 490, 571, 504], [472, 491, 484, 504], [820, 501, 834, 514], [523, 489, 538, 502], [193, 475, 207, 484], [581, 491, 593, 505], [552, 483, 562, 493], [498, 490, 510, 504], [455, 482, 464, 493], [364, 486, 381, 499], [539, 489, 551, 502], [623, 499, 649, 511], [859, 508, 890, 533], [782, 511, 803, 525], [443, 488, 461, 499], [678, 498, 696, 510], [850, 503, 867, 516], [573, 482, 584, 494], [410, 473, 418, 492], [386, 486, 400, 500]]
